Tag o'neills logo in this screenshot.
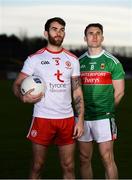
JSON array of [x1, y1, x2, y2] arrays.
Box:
[[81, 71, 112, 85]]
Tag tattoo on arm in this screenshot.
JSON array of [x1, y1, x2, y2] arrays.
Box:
[[71, 76, 81, 91], [74, 96, 81, 115], [71, 76, 82, 116]]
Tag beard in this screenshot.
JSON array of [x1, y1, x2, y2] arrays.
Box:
[[48, 34, 64, 47]]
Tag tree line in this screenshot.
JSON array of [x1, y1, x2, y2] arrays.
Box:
[[0, 34, 132, 75]]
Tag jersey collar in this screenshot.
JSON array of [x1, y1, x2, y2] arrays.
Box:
[[45, 47, 64, 54], [86, 49, 105, 58]]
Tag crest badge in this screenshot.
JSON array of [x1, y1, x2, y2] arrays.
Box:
[[100, 63, 105, 69], [65, 61, 72, 69]]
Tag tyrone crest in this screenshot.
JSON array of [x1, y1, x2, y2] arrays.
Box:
[[65, 61, 72, 69]]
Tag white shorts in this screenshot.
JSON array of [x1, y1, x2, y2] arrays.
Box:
[[78, 118, 117, 143]]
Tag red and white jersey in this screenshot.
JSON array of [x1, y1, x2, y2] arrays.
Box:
[[21, 47, 80, 119]]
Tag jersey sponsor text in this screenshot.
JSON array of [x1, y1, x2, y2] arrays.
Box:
[[81, 71, 112, 85]]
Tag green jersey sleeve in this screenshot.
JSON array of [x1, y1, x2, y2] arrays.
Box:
[[111, 61, 125, 80]]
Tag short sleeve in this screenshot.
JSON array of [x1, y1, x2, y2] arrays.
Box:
[[111, 62, 125, 80], [72, 59, 80, 77], [21, 56, 36, 75]]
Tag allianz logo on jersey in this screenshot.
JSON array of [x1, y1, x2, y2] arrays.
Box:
[[41, 61, 50, 65]]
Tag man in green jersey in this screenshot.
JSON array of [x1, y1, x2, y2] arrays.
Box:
[[78, 23, 125, 179]]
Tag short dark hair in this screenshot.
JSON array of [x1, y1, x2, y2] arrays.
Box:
[[44, 17, 66, 32], [84, 23, 103, 36]]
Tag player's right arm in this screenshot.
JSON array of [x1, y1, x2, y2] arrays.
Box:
[[13, 72, 43, 103], [112, 79, 125, 106], [13, 72, 27, 99]]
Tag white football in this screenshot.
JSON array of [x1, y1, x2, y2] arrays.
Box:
[[20, 75, 46, 95]]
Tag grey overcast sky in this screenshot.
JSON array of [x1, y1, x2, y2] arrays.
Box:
[[0, 0, 132, 47]]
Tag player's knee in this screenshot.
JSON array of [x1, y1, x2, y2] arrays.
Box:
[[101, 151, 114, 166], [80, 152, 91, 165], [61, 159, 74, 172], [32, 160, 44, 173]]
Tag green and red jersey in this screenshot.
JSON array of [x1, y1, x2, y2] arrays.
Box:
[[79, 50, 125, 120]]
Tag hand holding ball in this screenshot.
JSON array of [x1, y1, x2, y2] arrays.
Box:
[[21, 75, 46, 96]]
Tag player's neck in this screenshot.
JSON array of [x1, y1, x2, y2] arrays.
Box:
[[46, 44, 63, 53], [88, 47, 103, 56]]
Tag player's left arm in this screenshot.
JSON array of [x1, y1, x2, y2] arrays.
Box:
[[112, 79, 125, 106], [71, 76, 84, 139]]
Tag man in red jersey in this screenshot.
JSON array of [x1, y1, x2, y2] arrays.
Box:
[[13, 17, 84, 179]]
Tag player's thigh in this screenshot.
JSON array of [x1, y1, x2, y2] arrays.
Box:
[[58, 144, 75, 165], [78, 121, 93, 142], [32, 142, 48, 163], [92, 118, 117, 143], [55, 117, 75, 145], [98, 141, 114, 160], [79, 141, 93, 159], [27, 117, 57, 145]]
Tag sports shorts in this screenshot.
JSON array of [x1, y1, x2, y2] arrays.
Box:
[[27, 116, 75, 146], [78, 118, 117, 143]]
